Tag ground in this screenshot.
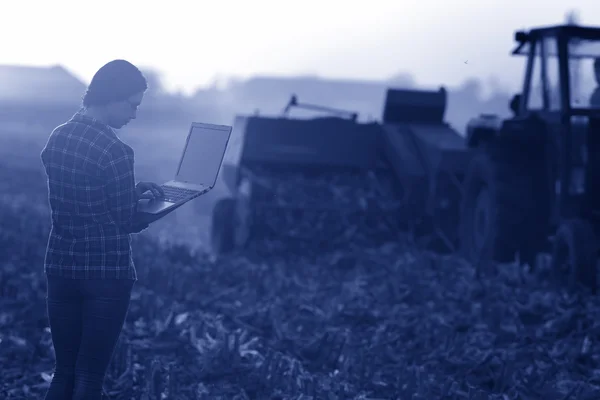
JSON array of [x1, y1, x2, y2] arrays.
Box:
[[2, 160, 600, 400]]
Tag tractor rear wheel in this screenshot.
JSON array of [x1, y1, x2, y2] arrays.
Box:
[[551, 219, 598, 294], [210, 194, 253, 256], [459, 144, 544, 266], [211, 198, 236, 255]]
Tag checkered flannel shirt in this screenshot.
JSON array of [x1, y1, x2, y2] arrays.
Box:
[[41, 112, 141, 280]]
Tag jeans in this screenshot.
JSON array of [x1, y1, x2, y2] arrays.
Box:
[[44, 275, 135, 400]]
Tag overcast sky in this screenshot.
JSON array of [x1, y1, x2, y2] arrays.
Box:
[[1, 0, 599, 95]]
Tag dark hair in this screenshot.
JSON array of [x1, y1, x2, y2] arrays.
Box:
[[82, 60, 148, 107]]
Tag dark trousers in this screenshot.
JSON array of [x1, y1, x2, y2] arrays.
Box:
[[44, 275, 135, 400]]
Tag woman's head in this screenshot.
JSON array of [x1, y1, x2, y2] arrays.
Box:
[[82, 60, 148, 129]]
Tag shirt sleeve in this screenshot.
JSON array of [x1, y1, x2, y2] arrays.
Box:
[[102, 143, 139, 233]]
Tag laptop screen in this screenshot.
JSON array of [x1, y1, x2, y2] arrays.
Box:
[[175, 124, 231, 187]]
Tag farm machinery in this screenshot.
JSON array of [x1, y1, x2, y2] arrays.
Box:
[[458, 24, 600, 293], [209, 87, 474, 256], [209, 23, 600, 294]]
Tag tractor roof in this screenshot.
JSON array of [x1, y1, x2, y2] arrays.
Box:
[[522, 25, 600, 39], [512, 24, 600, 57]]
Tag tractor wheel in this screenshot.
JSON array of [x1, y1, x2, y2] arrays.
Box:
[[232, 191, 253, 249], [210, 198, 235, 255], [210, 190, 253, 256], [550, 219, 598, 294], [459, 145, 543, 265]]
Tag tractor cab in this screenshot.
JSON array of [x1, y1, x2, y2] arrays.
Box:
[[512, 25, 600, 115], [466, 25, 600, 148]]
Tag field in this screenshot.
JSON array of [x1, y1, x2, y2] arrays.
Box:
[[3, 132, 600, 400]]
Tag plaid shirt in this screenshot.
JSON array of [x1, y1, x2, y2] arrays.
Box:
[[41, 112, 140, 280]]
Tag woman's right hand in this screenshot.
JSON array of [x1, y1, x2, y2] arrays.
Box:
[[135, 181, 164, 199]]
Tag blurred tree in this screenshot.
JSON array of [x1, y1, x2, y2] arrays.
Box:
[[565, 10, 580, 26], [139, 67, 166, 97], [387, 72, 416, 88], [460, 78, 482, 100]]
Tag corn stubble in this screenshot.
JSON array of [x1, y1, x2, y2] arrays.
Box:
[[2, 166, 600, 399]]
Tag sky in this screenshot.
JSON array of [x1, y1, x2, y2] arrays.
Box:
[[1, 0, 600, 95]]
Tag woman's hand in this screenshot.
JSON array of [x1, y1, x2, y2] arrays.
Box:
[[135, 181, 164, 200]]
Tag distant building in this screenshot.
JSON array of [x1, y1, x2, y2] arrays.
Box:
[[192, 76, 397, 121], [0, 65, 86, 129], [0, 64, 86, 104]]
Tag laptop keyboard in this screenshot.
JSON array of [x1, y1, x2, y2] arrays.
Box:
[[159, 185, 199, 202]]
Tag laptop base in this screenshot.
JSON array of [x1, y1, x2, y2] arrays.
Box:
[[137, 198, 179, 215]]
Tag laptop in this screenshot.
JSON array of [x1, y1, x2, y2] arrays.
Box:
[[137, 122, 232, 215]]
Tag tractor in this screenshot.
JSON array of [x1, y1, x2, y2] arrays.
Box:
[[460, 24, 600, 293]]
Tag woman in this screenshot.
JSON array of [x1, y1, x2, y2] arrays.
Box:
[[41, 59, 164, 400]]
